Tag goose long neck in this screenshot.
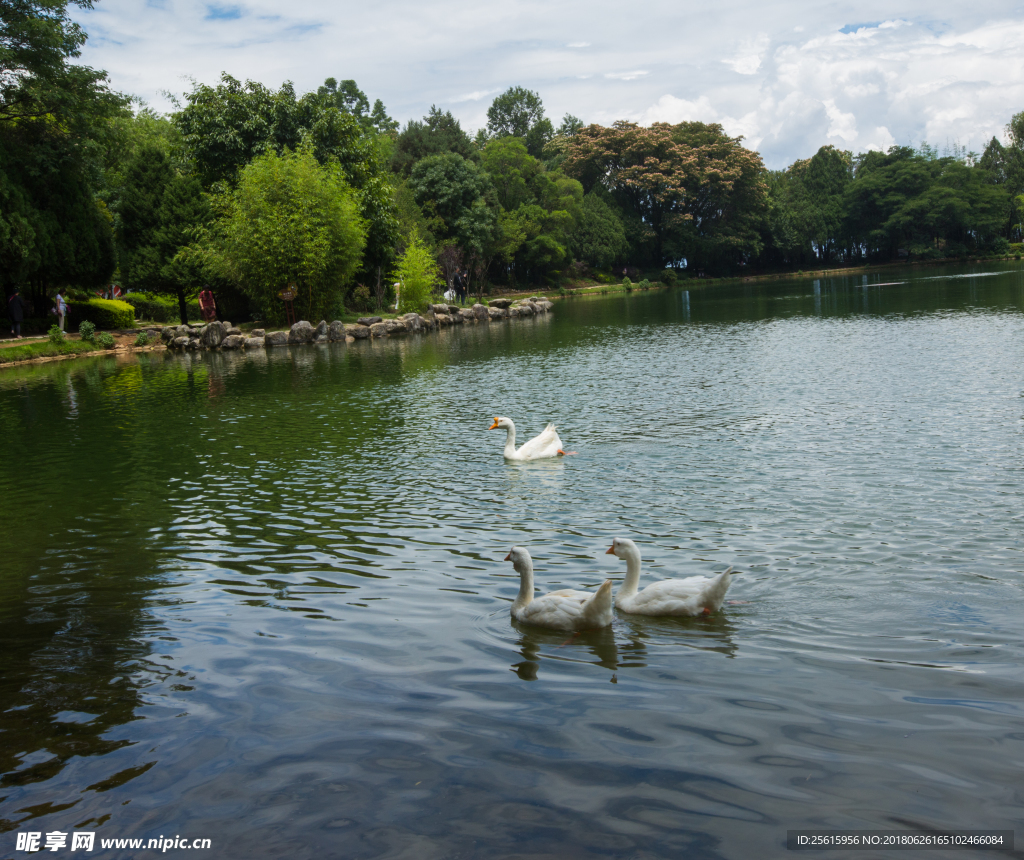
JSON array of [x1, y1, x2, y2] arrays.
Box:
[[512, 557, 533, 612], [503, 421, 517, 457], [619, 546, 643, 597]]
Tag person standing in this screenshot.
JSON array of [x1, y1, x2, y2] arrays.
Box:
[[8, 288, 24, 338], [56, 289, 68, 332], [198, 288, 217, 323]]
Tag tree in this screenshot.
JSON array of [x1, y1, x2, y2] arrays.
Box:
[[563, 121, 766, 272], [175, 74, 397, 281], [486, 87, 554, 158], [393, 235, 440, 313], [481, 137, 539, 211], [209, 146, 366, 323], [391, 105, 476, 176], [116, 144, 210, 323], [786, 145, 853, 263], [569, 192, 629, 269]]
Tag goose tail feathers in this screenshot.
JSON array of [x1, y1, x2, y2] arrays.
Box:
[[704, 567, 733, 612]]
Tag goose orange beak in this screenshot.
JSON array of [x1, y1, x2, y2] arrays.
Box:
[[504, 550, 512, 561], [489, 418, 500, 430], [605, 545, 615, 554]]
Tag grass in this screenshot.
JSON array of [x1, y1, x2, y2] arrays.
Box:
[[0, 338, 113, 365]]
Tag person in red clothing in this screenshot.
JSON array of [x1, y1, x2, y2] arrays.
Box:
[[198, 288, 217, 323]]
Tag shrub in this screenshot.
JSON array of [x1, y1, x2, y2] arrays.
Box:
[[393, 235, 441, 313], [122, 294, 200, 323], [97, 332, 115, 349], [638, 278, 652, 290], [78, 320, 96, 341], [48, 325, 65, 344], [622, 276, 632, 289], [134, 332, 150, 347], [660, 269, 677, 286], [68, 299, 135, 331]]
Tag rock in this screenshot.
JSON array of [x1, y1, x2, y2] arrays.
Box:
[[245, 337, 265, 349], [289, 320, 314, 344], [328, 321, 346, 342], [538, 300, 554, 312], [443, 304, 461, 315], [221, 321, 232, 330], [471, 303, 490, 321], [358, 316, 383, 326], [528, 297, 542, 303], [458, 308, 476, 322], [402, 313, 424, 332], [315, 334, 329, 344], [429, 304, 449, 314], [225, 327, 242, 336], [176, 324, 191, 338], [145, 328, 161, 338], [449, 311, 464, 324], [161, 328, 175, 343], [265, 331, 290, 346], [250, 328, 265, 338], [172, 336, 189, 349], [435, 313, 451, 326], [487, 306, 508, 320], [488, 298, 512, 309], [384, 318, 408, 334], [221, 334, 245, 349], [508, 307, 521, 318], [187, 337, 201, 350], [369, 322, 388, 338], [345, 324, 370, 339], [514, 302, 535, 316], [314, 320, 328, 338]]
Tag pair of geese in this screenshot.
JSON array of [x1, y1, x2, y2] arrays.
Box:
[[489, 416, 734, 632]]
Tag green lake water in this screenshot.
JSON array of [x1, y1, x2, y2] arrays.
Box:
[[1, 264, 1023, 858]]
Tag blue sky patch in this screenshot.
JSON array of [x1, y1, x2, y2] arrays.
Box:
[[206, 4, 243, 21], [839, 22, 881, 33]]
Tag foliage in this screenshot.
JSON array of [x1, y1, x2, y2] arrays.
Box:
[[568, 191, 629, 269], [78, 319, 95, 340], [563, 121, 767, 273], [67, 298, 135, 330], [392, 106, 476, 176], [393, 235, 441, 313], [175, 74, 397, 275], [97, 331, 114, 348], [622, 276, 632, 289], [122, 292, 200, 323], [47, 323, 64, 343], [637, 278, 652, 289], [207, 146, 367, 324], [486, 87, 554, 158], [133, 331, 149, 346]]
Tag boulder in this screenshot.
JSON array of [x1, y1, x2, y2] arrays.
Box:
[[187, 337, 201, 350], [538, 300, 554, 312], [384, 318, 408, 334], [449, 311, 464, 324], [488, 298, 512, 309], [328, 321, 346, 342], [458, 308, 476, 322], [514, 302, 535, 316], [369, 322, 388, 338], [245, 337, 265, 349], [161, 328, 176, 343], [171, 336, 189, 349], [487, 306, 508, 320], [444, 304, 461, 315], [435, 313, 451, 326], [429, 304, 449, 315], [402, 313, 424, 332], [289, 320, 314, 344], [314, 320, 328, 338], [225, 327, 242, 337], [265, 330, 290, 347], [315, 334, 329, 344], [508, 306, 521, 318], [221, 321, 232, 330], [346, 324, 370, 340], [176, 324, 191, 338], [471, 303, 490, 320], [250, 328, 265, 338], [221, 335, 245, 349], [358, 316, 383, 327]]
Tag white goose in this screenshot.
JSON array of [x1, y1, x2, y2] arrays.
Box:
[[488, 417, 573, 461], [505, 546, 614, 631], [606, 538, 733, 616]]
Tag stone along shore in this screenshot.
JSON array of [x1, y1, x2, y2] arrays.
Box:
[[161, 298, 554, 351]]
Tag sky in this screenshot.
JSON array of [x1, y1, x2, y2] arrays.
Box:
[[74, 0, 1024, 169]]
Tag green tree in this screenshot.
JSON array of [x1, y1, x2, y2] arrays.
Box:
[[568, 191, 629, 269], [787, 145, 853, 263], [486, 86, 554, 158], [393, 234, 440, 313], [209, 146, 366, 323], [391, 105, 476, 176], [481, 137, 539, 211]]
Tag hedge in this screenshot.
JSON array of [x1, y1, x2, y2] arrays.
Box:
[[122, 294, 200, 323], [68, 298, 136, 330]]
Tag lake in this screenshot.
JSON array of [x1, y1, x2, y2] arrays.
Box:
[[1, 264, 1023, 858]]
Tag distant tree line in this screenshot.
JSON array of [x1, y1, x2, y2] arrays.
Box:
[[3, 0, 1023, 325]]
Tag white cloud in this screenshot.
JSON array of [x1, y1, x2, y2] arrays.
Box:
[[723, 34, 770, 75], [71, 0, 1024, 168]]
